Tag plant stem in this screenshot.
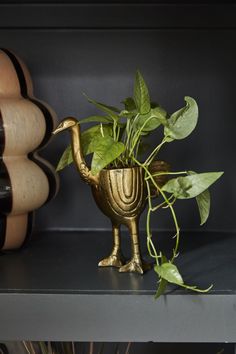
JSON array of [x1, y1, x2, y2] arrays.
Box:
[[145, 180, 163, 261], [124, 115, 132, 150], [100, 123, 104, 137], [28, 343, 36, 354], [115, 343, 120, 354], [89, 342, 94, 354], [113, 121, 117, 141], [133, 157, 180, 263], [144, 138, 167, 166], [146, 197, 160, 262], [151, 195, 175, 212], [146, 171, 188, 180], [116, 125, 121, 142], [158, 187, 180, 261], [129, 114, 162, 158], [179, 283, 213, 293], [22, 342, 31, 354], [134, 138, 141, 160], [72, 343, 76, 354], [125, 343, 132, 354]]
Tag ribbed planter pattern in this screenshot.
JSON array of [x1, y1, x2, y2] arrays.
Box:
[[0, 49, 58, 250]]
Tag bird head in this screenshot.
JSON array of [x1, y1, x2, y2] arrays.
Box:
[[53, 117, 78, 135]]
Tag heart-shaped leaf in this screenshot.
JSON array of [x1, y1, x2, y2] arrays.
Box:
[[187, 171, 211, 225], [196, 188, 211, 225], [155, 254, 168, 298], [164, 96, 198, 141], [155, 278, 168, 299], [154, 263, 184, 285], [91, 136, 125, 175], [134, 70, 151, 114], [162, 172, 223, 199]]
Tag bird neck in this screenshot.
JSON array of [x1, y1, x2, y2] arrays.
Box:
[[71, 124, 99, 187]]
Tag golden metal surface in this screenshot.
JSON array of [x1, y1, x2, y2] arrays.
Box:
[[92, 166, 148, 274], [53, 117, 169, 274]]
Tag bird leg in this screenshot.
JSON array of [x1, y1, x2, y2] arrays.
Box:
[[98, 223, 125, 268], [119, 219, 151, 274]]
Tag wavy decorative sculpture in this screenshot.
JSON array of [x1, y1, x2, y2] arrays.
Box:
[[54, 117, 168, 274], [0, 49, 59, 250]]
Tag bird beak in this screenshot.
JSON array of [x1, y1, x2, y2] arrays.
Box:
[[52, 125, 63, 135]]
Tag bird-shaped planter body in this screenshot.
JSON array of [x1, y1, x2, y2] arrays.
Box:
[[54, 117, 169, 274], [0, 49, 59, 250]]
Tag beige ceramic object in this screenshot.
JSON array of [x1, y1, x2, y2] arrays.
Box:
[[0, 49, 59, 250]]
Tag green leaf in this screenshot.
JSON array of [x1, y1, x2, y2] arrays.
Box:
[[134, 70, 151, 114], [81, 124, 112, 155], [122, 97, 136, 111], [84, 94, 120, 121], [135, 107, 167, 132], [196, 189, 211, 225], [91, 136, 125, 175], [162, 172, 223, 199], [119, 110, 136, 120], [155, 278, 168, 299], [155, 254, 168, 298], [187, 171, 211, 225], [56, 145, 73, 171], [56, 125, 113, 172], [164, 96, 198, 141], [79, 115, 113, 124], [154, 263, 184, 285]]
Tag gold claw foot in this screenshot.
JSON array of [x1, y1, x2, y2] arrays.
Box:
[[119, 258, 151, 274], [98, 254, 125, 268]]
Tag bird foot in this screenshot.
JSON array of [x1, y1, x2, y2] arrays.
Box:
[[98, 254, 125, 268], [119, 258, 151, 274]]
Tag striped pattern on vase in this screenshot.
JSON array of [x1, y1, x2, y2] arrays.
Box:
[[0, 49, 59, 250]]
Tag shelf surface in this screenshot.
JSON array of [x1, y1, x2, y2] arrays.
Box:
[[0, 230, 235, 295], [0, 230, 236, 342]]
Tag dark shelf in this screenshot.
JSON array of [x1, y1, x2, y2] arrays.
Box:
[[0, 230, 236, 342], [0, 230, 235, 295]]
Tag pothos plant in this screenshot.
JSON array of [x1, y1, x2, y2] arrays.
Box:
[[57, 71, 223, 297]]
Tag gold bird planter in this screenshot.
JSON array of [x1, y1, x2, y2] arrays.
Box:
[[53, 117, 168, 274], [92, 166, 148, 273]]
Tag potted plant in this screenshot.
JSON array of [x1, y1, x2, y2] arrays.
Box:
[[53, 71, 223, 297]]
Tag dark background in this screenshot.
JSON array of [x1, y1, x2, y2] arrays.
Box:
[[1, 27, 230, 232]]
